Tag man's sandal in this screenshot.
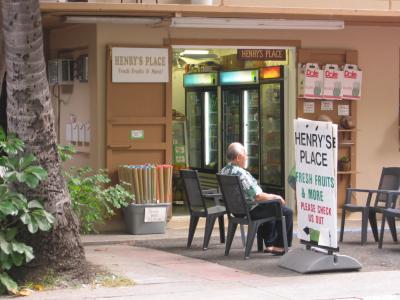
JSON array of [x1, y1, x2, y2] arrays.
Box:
[[263, 247, 285, 256]]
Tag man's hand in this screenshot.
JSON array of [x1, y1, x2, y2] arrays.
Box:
[[273, 195, 286, 206]]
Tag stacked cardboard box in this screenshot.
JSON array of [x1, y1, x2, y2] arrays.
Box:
[[298, 63, 362, 100]]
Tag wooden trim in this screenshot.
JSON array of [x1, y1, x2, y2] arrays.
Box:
[[56, 46, 89, 53], [165, 46, 173, 164], [164, 38, 301, 48], [130, 143, 167, 150], [298, 49, 358, 64], [108, 117, 167, 125], [107, 143, 167, 150], [40, 2, 400, 20], [41, 2, 400, 29], [108, 43, 169, 49], [105, 45, 112, 168]]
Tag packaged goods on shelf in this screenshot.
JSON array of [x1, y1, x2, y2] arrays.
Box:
[[323, 64, 343, 100], [342, 64, 362, 100]]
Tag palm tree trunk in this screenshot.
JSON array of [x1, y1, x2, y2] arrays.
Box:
[[1, 0, 86, 271], [0, 11, 6, 132]]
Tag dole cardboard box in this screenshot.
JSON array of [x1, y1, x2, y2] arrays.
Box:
[[298, 63, 324, 99], [342, 64, 362, 100], [322, 64, 343, 100]]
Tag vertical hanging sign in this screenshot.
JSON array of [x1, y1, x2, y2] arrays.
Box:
[[294, 118, 338, 249]]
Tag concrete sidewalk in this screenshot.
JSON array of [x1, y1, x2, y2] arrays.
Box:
[[24, 244, 400, 300], [21, 216, 400, 300]]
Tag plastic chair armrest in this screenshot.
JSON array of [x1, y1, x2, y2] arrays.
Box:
[[202, 188, 218, 194], [345, 188, 400, 206], [347, 188, 398, 194], [202, 193, 223, 206]]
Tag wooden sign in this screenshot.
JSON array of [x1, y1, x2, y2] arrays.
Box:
[[237, 49, 286, 61], [112, 47, 169, 83]]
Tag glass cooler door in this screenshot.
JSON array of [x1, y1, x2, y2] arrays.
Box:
[[203, 91, 218, 171], [242, 89, 260, 178], [186, 91, 202, 169], [222, 89, 241, 165], [260, 82, 283, 188]]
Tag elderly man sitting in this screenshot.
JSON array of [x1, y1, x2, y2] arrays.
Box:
[[220, 142, 293, 255]]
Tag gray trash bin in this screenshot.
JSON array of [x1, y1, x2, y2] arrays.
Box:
[[123, 203, 170, 235]]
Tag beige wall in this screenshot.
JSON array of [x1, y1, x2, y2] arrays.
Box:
[[94, 24, 399, 194], [47, 23, 399, 202], [49, 24, 99, 169]]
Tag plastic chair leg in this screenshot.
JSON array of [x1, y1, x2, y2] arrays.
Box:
[[379, 215, 386, 249], [361, 210, 369, 245], [240, 224, 246, 248], [187, 215, 199, 248], [281, 216, 288, 253], [225, 221, 238, 256], [257, 227, 263, 252], [339, 208, 346, 242], [368, 210, 379, 242], [218, 215, 225, 244], [244, 223, 258, 259], [203, 215, 217, 250], [387, 216, 398, 242]]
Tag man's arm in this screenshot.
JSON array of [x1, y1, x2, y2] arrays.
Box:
[[255, 192, 286, 205]]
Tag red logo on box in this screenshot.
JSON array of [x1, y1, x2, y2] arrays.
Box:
[[325, 70, 338, 79], [306, 69, 319, 78], [344, 70, 357, 79]]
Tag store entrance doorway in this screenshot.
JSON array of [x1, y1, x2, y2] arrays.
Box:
[[171, 45, 297, 216]]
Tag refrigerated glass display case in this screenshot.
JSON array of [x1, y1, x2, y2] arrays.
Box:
[[259, 66, 286, 195], [220, 69, 260, 178], [184, 72, 219, 172]]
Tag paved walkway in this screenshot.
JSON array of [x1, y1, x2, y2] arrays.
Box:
[[17, 216, 400, 299], [24, 243, 400, 300]]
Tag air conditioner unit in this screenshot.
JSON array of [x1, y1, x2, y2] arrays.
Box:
[[47, 59, 74, 86], [76, 55, 89, 83]]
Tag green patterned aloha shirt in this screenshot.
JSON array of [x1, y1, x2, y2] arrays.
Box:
[[220, 163, 262, 203]]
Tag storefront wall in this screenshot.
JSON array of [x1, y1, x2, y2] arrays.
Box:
[[49, 23, 399, 222], [48, 24, 99, 169]]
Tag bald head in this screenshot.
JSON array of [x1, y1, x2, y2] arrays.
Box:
[[226, 142, 245, 162]]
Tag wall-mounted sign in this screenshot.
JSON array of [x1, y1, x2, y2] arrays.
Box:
[[237, 49, 286, 61], [321, 100, 334, 111], [112, 47, 169, 83], [144, 207, 167, 223], [294, 118, 338, 249], [303, 102, 315, 114], [131, 129, 144, 140], [173, 144, 187, 166], [338, 104, 350, 116]]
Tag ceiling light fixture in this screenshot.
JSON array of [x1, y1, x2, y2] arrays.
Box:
[[170, 17, 344, 30], [64, 16, 163, 25], [180, 49, 210, 56], [179, 49, 217, 59]]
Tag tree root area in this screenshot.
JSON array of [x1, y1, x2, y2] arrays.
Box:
[[11, 262, 101, 289]]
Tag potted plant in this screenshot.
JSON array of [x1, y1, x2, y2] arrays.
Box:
[[339, 156, 351, 171]]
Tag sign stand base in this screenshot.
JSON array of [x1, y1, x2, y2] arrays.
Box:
[[278, 247, 362, 274]]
